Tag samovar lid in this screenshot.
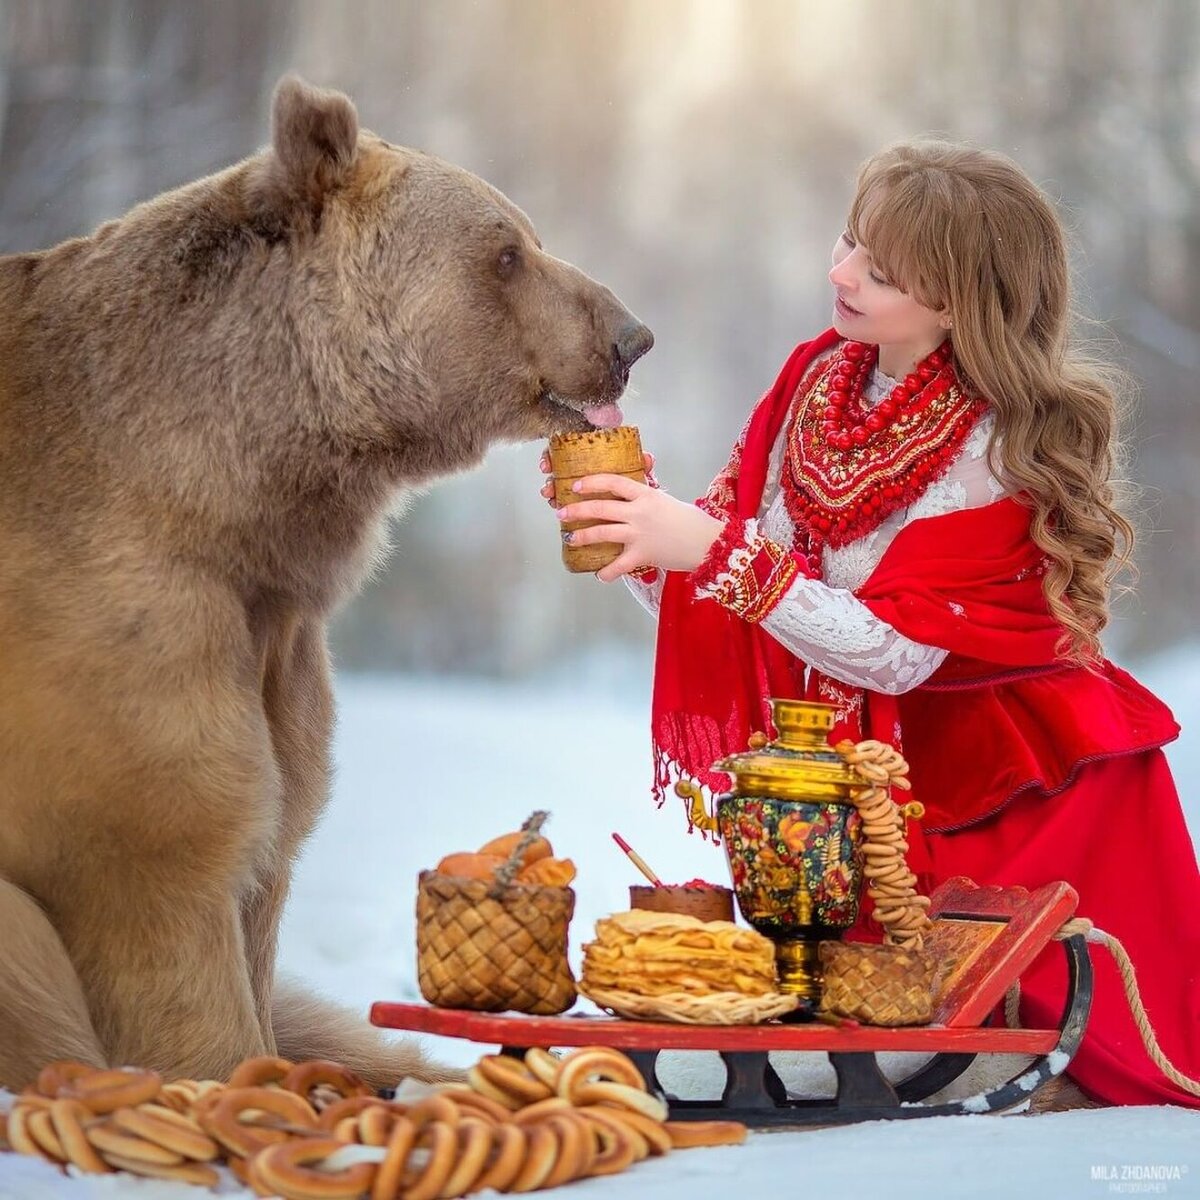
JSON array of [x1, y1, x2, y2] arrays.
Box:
[[712, 699, 861, 796]]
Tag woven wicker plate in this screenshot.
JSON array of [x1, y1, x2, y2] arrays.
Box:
[[581, 985, 799, 1025]]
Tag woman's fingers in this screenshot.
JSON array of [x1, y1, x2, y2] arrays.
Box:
[[570, 473, 647, 500], [562, 522, 632, 548], [539, 452, 551, 474], [642, 451, 655, 473], [558, 499, 630, 525], [596, 552, 647, 584]]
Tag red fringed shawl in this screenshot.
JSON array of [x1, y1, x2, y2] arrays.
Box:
[[650, 332, 1179, 866]]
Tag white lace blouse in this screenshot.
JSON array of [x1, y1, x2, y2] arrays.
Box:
[[627, 359, 1012, 695]]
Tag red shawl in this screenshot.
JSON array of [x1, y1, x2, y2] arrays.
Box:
[[651, 332, 1178, 866]]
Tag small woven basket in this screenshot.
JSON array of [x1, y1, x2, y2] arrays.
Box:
[[817, 940, 936, 1026], [416, 869, 576, 1015]]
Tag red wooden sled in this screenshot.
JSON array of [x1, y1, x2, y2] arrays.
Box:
[[371, 877, 1093, 1126]]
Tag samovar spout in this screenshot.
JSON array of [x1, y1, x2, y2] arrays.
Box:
[[674, 779, 718, 835]]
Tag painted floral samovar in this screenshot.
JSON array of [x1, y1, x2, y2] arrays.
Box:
[[676, 698, 866, 1018]]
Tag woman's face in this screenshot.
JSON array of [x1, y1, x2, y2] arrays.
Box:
[[828, 229, 950, 361]]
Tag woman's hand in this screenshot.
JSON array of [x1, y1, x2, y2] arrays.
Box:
[[554, 474, 726, 583], [537, 450, 656, 505]]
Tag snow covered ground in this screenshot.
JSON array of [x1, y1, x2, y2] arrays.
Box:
[[2, 646, 1197, 1199]]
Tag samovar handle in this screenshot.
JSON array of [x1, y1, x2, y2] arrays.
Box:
[[673, 779, 719, 835]]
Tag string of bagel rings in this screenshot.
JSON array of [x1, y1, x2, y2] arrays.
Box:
[[835, 737, 934, 950], [2, 1047, 746, 1197]]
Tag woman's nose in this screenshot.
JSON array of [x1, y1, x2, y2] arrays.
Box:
[[829, 254, 856, 291]]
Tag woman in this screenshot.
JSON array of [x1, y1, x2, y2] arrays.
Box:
[[546, 141, 1200, 1109]]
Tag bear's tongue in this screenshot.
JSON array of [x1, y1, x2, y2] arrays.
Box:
[[583, 402, 624, 429]]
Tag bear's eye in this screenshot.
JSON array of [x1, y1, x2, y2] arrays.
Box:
[[497, 247, 521, 276]]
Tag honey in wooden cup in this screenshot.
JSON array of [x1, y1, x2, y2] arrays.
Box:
[[549, 426, 645, 573]]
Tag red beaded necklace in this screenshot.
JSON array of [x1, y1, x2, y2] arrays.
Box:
[[784, 338, 986, 572]]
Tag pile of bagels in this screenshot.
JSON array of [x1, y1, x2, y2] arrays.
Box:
[[0, 1047, 744, 1196]]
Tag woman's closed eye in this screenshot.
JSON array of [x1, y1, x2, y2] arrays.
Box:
[[841, 230, 892, 286]]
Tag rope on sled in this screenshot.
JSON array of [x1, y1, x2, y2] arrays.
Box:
[[1004, 917, 1200, 1098]]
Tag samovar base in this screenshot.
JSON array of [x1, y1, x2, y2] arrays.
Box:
[[772, 935, 825, 1021]]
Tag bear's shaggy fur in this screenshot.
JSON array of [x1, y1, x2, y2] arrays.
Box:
[[0, 76, 651, 1090]]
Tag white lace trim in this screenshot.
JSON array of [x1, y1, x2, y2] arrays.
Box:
[[761, 575, 949, 694]]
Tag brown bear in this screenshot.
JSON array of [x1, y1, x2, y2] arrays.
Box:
[[0, 75, 652, 1091]]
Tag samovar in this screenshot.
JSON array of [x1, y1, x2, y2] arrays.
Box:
[[676, 698, 867, 1018]]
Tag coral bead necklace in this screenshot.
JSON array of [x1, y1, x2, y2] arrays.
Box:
[[784, 338, 986, 572]]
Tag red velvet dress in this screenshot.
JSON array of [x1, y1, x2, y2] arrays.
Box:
[[649, 332, 1200, 1107]]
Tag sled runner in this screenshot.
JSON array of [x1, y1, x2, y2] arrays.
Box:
[[372, 877, 1092, 1126]]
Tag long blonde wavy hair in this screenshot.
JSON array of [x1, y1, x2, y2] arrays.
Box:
[[847, 140, 1135, 665]]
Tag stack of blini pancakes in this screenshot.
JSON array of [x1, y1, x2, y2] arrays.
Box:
[[580, 910, 798, 1023]]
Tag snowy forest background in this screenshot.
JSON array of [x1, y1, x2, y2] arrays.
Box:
[[1, 0, 1198, 682]]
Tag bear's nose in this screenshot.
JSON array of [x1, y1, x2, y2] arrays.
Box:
[[614, 321, 654, 371]]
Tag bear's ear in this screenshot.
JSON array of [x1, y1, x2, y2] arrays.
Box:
[[270, 75, 359, 205]]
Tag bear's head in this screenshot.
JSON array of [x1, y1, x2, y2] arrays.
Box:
[[2, 76, 656, 604], [230, 76, 653, 479]]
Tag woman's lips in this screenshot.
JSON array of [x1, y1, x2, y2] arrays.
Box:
[[835, 295, 863, 319]]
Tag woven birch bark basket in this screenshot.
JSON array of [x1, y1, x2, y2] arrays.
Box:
[[416, 814, 576, 1015]]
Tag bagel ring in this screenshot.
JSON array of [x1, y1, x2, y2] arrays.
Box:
[[228, 1055, 295, 1089], [357, 1103, 408, 1148], [663, 1118, 748, 1147], [36, 1060, 97, 1099], [369, 1116, 417, 1200], [99, 1153, 221, 1187], [439, 1116, 495, 1197], [506, 1121, 558, 1194], [48, 1099, 111, 1174], [511, 1097, 574, 1125], [571, 1080, 669, 1121], [316, 1094, 389, 1131], [475, 1055, 554, 1105], [110, 1104, 220, 1161], [580, 1105, 649, 1162], [5, 1105, 57, 1162], [554, 1048, 646, 1103], [465, 1065, 525, 1111], [282, 1060, 372, 1103], [434, 1085, 510, 1125], [577, 1107, 640, 1176], [471, 1122, 528, 1194], [63, 1068, 162, 1115], [86, 1120, 186, 1166], [599, 1107, 673, 1156], [253, 1135, 376, 1200], [522, 1047, 562, 1090], [398, 1120, 458, 1200], [541, 1111, 596, 1188], [199, 1085, 317, 1158], [405, 1093, 461, 1129], [24, 1109, 66, 1162]]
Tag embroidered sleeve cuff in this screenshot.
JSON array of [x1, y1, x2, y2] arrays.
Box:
[[694, 495, 729, 521], [690, 517, 807, 624]]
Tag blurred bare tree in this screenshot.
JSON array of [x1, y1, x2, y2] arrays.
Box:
[[1, 0, 1196, 676]]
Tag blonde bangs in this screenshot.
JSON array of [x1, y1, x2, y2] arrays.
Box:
[[847, 164, 951, 311]]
